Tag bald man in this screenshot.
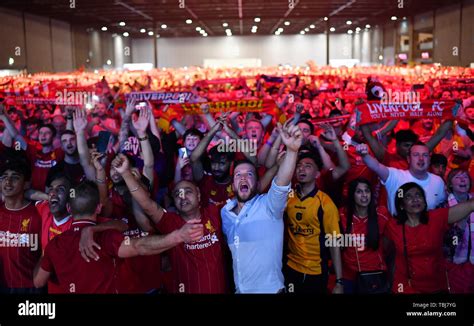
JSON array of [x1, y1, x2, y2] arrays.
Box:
[[112, 154, 228, 293]]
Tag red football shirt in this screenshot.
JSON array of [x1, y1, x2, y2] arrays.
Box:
[[199, 175, 234, 206], [109, 190, 162, 293], [339, 207, 390, 280], [26, 146, 64, 191], [384, 208, 449, 294], [36, 201, 72, 250], [41, 220, 124, 294], [0, 202, 42, 289], [156, 204, 228, 293]]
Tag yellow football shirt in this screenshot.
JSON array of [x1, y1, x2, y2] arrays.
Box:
[[285, 188, 341, 275]]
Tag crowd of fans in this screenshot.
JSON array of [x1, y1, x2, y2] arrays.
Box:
[[0, 64, 473, 294]]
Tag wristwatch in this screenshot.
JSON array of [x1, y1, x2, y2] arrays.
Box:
[[336, 278, 344, 285]]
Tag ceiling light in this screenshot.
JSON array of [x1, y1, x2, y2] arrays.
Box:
[[251, 29, 257, 33], [123, 32, 129, 37], [346, 20, 352, 25], [196, 27, 201, 31], [366, 24, 371, 28], [284, 21, 290, 26], [310, 24, 315, 29], [275, 31, 280, 35], [101, 26, 107, 31], [223, 22, 228, 27], [324, 17, 328, 21], [330, 27, 335, 32], [355, 27, 361, 32], [347, 29, 353, 34], [119, 22, 126, 26], [304, 28, 309, 32], [254, 17, 261, 22], [161, 24, 167, 29], [186, 19, 192, 24], [391, 16, 397, 21], [148, 31, 154, 36], [140, 28, 146, 33], [300, 31, 305, 35], [156, 34, 160, 38], [106, 59, 112, 65]]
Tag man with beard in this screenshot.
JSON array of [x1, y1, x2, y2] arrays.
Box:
[[284, 151, 343, 294], [35, 170, 127, 293], [113, 154, 229, 293], [357, 141, 446, 215], [0, 105, 64, 191], [49, 130, 94, 184], [0, 159, 42, 293], [89, 102, 120, 137], [220, 121, 303, 293]]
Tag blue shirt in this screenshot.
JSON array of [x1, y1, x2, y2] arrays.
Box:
[[221, 178, 290, 293]]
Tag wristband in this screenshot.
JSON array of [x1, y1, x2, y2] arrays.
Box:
[[95, 178, 106, 184], [129, 186, 139, 193], [336, 279, 344, 285]]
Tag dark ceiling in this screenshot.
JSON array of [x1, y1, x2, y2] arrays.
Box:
[[0, 0, 460, 37]]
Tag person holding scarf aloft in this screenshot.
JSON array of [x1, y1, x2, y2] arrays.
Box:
[[443, 168, 474, 293]]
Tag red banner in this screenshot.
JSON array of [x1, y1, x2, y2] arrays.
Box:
[[167, 99, 277, 115], [354, 100, 461, 126]]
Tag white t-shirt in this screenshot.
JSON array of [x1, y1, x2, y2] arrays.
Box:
[[382, 167, 446, 215]]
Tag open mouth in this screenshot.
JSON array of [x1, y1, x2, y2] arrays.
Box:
[[297, 173, 307, 179], [239, 184, 249, 193]]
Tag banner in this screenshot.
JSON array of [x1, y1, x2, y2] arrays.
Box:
[[354, 100, 461, 126], [126, 91, 199, 103], [14, 97, 84, 106], [168, 99, 277, 115], [0, 82, 56, 97]]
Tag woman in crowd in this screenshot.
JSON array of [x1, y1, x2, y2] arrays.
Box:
[[444, 168, 474, 293], [385, 182, 474, 293], [339, 178, 391, 293]]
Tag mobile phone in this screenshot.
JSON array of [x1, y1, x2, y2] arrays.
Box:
[[178, 147, 188, 158], [96, 131, 112, 153], [135, 102, 147, 110]]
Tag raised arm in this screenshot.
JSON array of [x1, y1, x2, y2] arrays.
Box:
[[356, 143, 390, 182], [112, 154, 164, 224], [118, 98, 136, 151], [0, 104, 27, 150], [132, 108, 154, 184], [426, 120, 453, 152], [448, 198, 474, 224], [73, 108, 96, 181], [258, 127, 279, 166], [275, 121, 303, 186], [360, 123, 386, 162], [320, 123, 350, 180]]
